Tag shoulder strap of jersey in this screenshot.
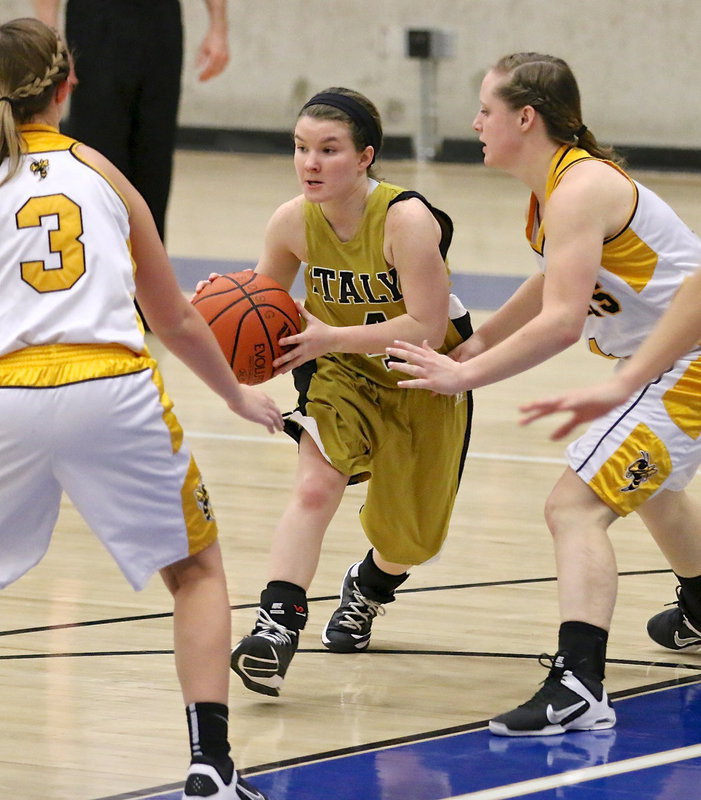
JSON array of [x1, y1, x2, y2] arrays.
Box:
[[387, 189, 454, 260]]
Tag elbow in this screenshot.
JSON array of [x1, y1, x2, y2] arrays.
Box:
[[556, 319, 583, 349], [424, 318, 449, 349]]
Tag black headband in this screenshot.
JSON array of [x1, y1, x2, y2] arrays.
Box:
[[301, 92, 382, 165]]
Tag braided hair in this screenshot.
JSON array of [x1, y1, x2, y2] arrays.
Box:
[[492, 53, 624, 166], [0, 18, 70, 185]]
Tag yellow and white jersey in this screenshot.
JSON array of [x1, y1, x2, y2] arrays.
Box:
[[0, 124, 144, 359], [528, 145, 701, 360]]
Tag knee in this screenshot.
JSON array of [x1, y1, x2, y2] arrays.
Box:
[[544, 483, 615, 538], [544, 487, 572, 538], [296, 470, 345, 513], [160, 543, 223, 596]]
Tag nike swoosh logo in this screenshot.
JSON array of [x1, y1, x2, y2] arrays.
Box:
[[546, 700, 587, 724], [237, 783, 267, 800], [674, 631, 701, 647]]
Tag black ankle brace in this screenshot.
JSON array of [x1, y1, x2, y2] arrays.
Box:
[[558, 621, 608, 682], [261, 582, 308, 631], [676, 574, 701, 624], [357, 549, 409, 604]]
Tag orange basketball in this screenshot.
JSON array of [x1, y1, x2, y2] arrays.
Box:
[[191, 270, 301, 385]]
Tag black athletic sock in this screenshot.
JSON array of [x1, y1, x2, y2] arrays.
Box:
[[186, 702, 233, 783], [357, 549, 409, 604], [260, 580, 308, 631], [557, 621, 609, 682], [675, 573, 701, 623]]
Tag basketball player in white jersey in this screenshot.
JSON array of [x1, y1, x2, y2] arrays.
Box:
[[520, 268, 701, 439], [0, 18, 281, 799], [388, 52, 701, 737]]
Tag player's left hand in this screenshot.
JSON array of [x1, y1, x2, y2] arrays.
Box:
[[386, 340, 467, 395], [191, 272, 223, 298], [228, 385, 284, 434], [273, 302, 337, 374]]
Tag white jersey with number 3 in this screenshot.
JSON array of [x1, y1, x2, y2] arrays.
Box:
[[0, 123, 145, 357]]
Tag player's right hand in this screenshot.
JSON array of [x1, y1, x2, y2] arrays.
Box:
[[229, 385, 284, 434], [519, 377, 630, 440]]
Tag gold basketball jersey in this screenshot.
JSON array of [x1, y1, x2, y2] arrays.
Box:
[[302, 181, 464, 387]]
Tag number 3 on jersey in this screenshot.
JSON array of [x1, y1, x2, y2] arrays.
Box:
[[16, 193, 86, 292]]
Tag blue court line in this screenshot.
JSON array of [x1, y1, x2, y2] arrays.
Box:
[[131, 681, 701, 800], [171, 256, 525, 312]]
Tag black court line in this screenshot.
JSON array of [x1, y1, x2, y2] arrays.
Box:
[[0, 568, 673, 638], [3, 647, 700, 677]]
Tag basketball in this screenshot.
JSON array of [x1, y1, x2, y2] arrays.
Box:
[[191, 270, 301, 385]]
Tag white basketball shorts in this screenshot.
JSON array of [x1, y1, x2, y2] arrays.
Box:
[[0, 367, 217, 590], [568, 352, 701, 515]]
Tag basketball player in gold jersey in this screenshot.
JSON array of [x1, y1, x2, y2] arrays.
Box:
[[388, 52, 701, 737], [226, 87, 474, 697], [0, 18, 280, 799]]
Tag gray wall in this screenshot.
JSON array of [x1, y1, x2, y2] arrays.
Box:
[[4, 0, 701, 149]]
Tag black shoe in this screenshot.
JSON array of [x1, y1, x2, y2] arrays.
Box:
[[183, 761, 268, 799], [231, 608, 298, 697], [647, 586, 701, 650], [489, 653, 616, 737], [321, 562, 386, 653]]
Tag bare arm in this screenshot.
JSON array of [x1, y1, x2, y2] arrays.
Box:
[[609, 270, 701, 389], [520, 269, 701, 439], [254, 197, 305, 290], [451, 271, 544, 360], [197, 0, 229, 81], [273, 198, 450, 373], [32, 0, 60, 27], [388, 164, 619, 393], [76, 144, 283, 433], [336, 197, 449, 351]]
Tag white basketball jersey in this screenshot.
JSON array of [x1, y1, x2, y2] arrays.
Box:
[[0, 124, 145, 356], [529, 145, 701, 360]]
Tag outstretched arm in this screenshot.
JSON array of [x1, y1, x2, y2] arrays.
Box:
[[78, 144, 283, 434], [520, 269, 701, 439], [389, 164, 614, 393]]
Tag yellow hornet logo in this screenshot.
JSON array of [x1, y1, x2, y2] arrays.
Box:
[[195, 482, 215, 521], [620, 450, 658, 493], [30, 158, 49, 179]]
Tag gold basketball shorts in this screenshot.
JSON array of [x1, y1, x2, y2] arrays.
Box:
[[286, 356, 472, 564]]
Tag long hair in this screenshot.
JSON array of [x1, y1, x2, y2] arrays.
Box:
[[492, 52, 624, 166], [0, 18, 70, 186]]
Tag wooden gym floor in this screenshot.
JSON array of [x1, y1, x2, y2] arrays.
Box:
[[2, 151, 701, 799]]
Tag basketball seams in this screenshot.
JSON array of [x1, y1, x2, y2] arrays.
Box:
[[191, 270, 300, 385]]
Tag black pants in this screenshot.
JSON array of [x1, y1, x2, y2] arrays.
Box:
[[65, 0, 183, 239]]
